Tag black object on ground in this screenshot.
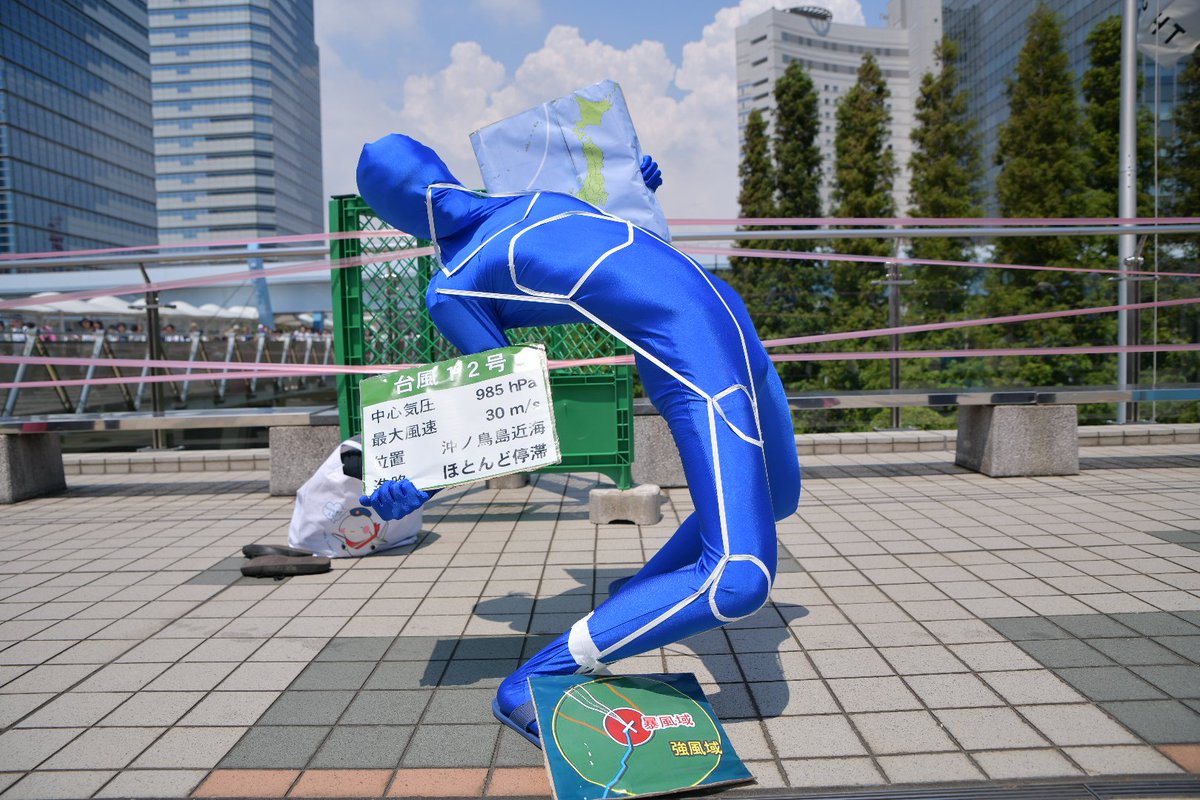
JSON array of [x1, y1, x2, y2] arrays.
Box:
[[242, 544, 315, 559], [240, 555, 331, 579]]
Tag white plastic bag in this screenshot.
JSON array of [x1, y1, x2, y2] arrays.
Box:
[[288, 438, 421, 557]]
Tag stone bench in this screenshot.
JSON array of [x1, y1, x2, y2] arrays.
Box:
[[630, 386, 1200, 484], [0, 406, 340, 503]]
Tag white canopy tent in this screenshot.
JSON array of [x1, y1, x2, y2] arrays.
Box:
[[4, 293, 259, 322]]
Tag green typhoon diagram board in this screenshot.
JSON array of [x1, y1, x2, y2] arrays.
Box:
[[530, 674, 753, 800]]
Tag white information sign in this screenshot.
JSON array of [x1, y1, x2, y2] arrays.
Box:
[[360, 345, 561, 492]]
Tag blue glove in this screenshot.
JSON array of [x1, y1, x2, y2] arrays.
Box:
[[359, 478, 430, 521], [640, 155, 662, 193]]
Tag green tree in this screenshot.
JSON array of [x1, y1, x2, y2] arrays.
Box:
[[773, 61, 823, 220], [907, 37, 983, 318], [825, 52, 896, 407], [1168, 51, 1200, 253], [770, 61, 826, 388], [986, 4, 1103, 387], [904, 37, 988, 398], [728, 108, 782, 353], [1156, 49, 1200, 421], [730, 63, 826, 394]]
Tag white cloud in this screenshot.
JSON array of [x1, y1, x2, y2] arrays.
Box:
[[318, 0, 866, 221]]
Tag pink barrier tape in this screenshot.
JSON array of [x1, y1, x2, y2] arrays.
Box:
[[4, 344, 1195, 392], [670, 216, 1200, 227], [0, 370, 323, 390], [0, 230, 419, 263], [680, 245, 1200, 279], [0, 355, 373, 374], [760, 296, 1200, 349], [4, 217, 1197, 264], [0, 247, 435, 312], [770, 344, 1200, 362], [0, 353, 636, 374]]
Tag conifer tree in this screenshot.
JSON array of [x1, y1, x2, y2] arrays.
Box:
[[826, 52, 896, 404], [988, 4, 1100, 387], [905, 37, 988, 398], [729, 108, 781, 349], [1168, 51, 1200, 256], [1158, 50, 1200, 422], [907, 37, 983, 317], [773, 61, 823, 221], [770, 61, 826, 387]]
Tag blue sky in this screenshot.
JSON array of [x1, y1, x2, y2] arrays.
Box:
[[315, 0, 883, 219]]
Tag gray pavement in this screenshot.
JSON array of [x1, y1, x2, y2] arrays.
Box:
[[1, 440, 1199, 798]]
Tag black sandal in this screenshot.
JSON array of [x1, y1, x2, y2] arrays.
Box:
[[240, 555, 331, 579], [242, 544, 315, 559]]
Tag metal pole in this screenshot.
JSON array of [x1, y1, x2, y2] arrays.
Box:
[[870, 259, 914, 429], [76, 336, 106, 413], [138, 262, 168, 449], [1117, 0, 1139, 423], [888, 262, 902, 429], [3, 336, 36, 417]]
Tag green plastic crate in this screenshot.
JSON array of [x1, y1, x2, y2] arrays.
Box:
[[330, 194, 634, 489]]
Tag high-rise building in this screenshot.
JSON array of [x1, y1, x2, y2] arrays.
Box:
[[0, 0, 158, 255], [943, 0, 1180, 214], [942, 0, 1110, 214], [735, 2, 941, 214], [149, 0, 322, 245]]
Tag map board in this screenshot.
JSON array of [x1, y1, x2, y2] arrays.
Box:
[[470, 80, 670, 240], [530, 673, 753, 800]]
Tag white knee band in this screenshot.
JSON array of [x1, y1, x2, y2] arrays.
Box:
[[568, 613, 607, 674]]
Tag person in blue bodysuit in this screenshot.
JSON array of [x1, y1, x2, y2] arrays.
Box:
[[356, 133, 801, 747]]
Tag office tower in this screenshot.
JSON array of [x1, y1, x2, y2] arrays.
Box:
[[942, 0, 1177, 214], [0, 0, 157, 255], [735, 2, 942, 214], [149, 0, 322, 244], [942, 0, 1112, 213]]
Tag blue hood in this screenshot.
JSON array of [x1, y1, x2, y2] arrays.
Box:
[[356, 134, 470, 241]]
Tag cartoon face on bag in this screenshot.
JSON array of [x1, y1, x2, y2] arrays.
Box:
[[323, 501, 389, 554]]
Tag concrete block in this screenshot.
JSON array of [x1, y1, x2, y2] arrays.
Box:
[[632, 415, 687, 488], [0, 433, 66, 504], [269, 426, 343, 496], [589, 484, 663, 525], [955, 405, 1078, 477], [487, 473, 528, 489], [833, 434, 868, 453]]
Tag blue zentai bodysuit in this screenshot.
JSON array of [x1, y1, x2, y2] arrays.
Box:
[[357, 134, 801, 743]]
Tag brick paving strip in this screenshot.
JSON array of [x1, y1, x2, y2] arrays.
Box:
[[0, 440, 1197, 798]]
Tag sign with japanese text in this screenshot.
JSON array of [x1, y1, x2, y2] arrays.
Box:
[[360, 345, 561, 492]]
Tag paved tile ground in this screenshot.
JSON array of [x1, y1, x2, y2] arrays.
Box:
[[1, 442, 1199, 798]]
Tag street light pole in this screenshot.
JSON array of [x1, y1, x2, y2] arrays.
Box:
[[1117, 0, 1139, 423], [872, 260, 915, 429]]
